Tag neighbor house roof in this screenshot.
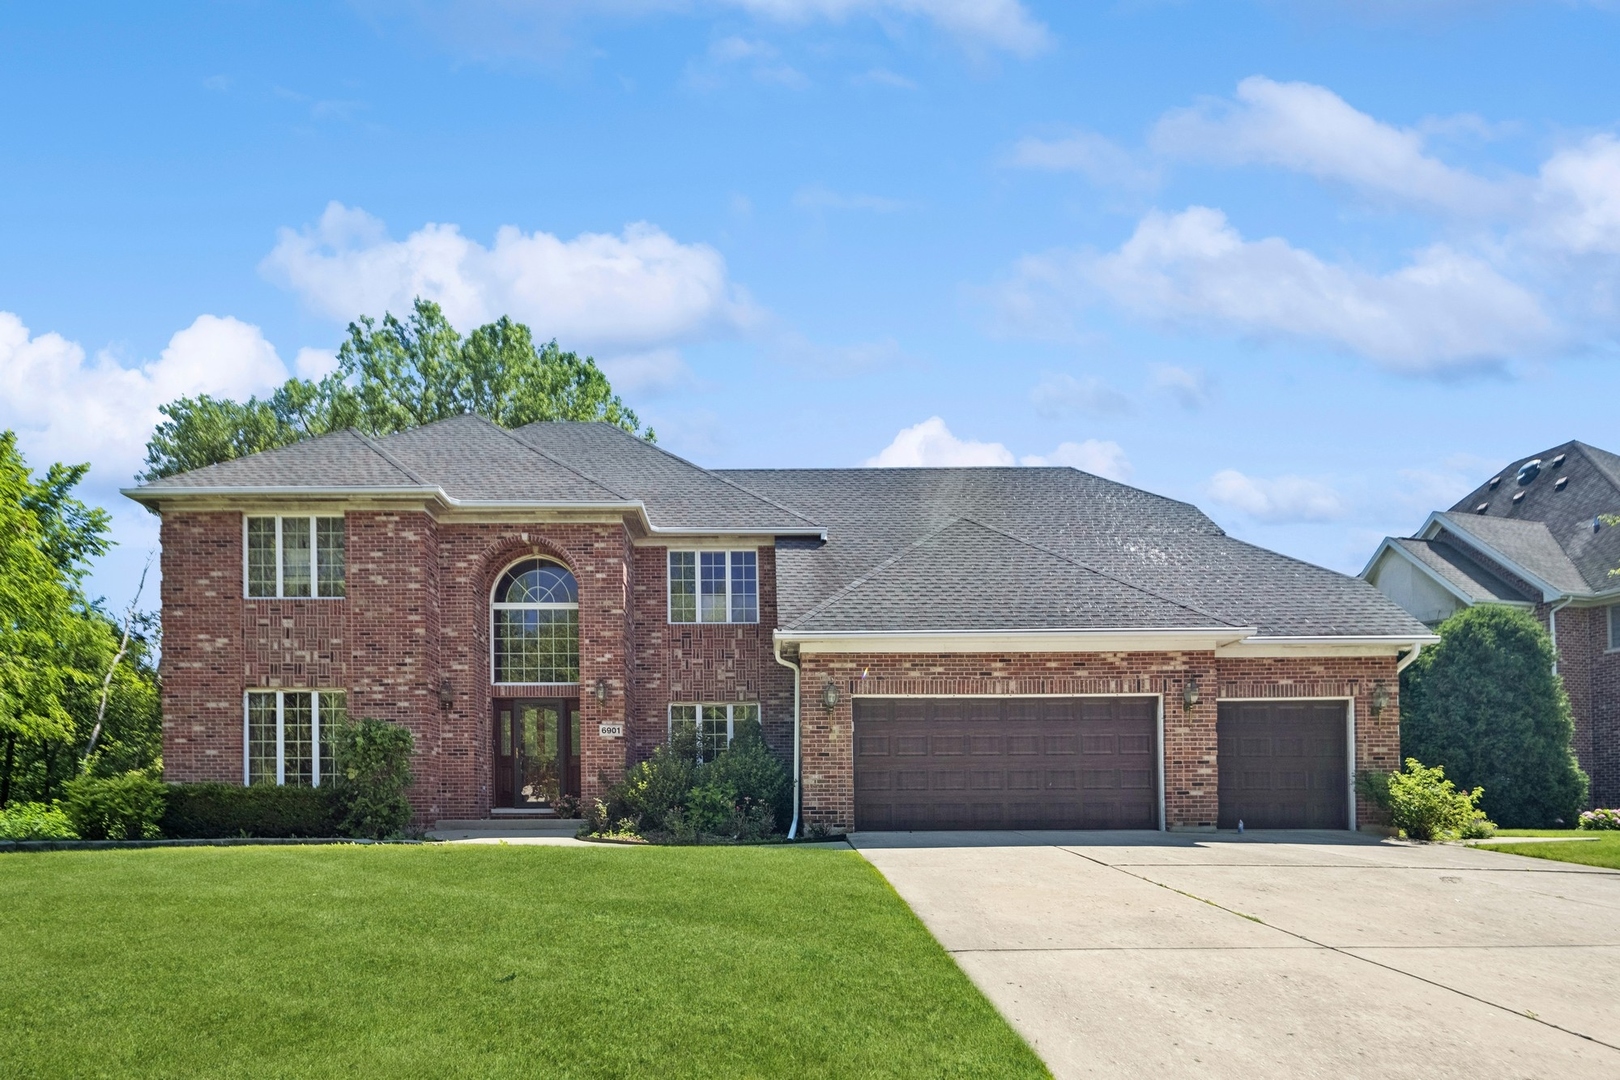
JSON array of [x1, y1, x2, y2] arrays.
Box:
[[127, 418, 1433, 642], [1387, 537, 1533, 605], [1431, 440, 1620, 598]]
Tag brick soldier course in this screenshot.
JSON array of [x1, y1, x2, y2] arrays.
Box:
[[133, 415, 1434, 831]]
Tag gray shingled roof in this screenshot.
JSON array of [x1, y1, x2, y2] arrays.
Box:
[[1391, 538, 1532, 604], [784, 517, 1243, 632], [129, 418, 1432, 640], [1443, 440, 1620, 596], [722, 467, 1430, 639]]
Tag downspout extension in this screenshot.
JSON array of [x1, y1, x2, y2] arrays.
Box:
[[772, 638, 802, 840], [1548, 597, 1573, 675]]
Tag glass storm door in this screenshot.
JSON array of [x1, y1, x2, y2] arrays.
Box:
[[494, 699, 579, 809]]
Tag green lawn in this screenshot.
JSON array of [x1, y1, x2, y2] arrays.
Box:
[[1476, 829, 1620, 870], [0, 844, 1046, 1080]]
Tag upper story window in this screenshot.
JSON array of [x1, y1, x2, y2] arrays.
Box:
[[246, 516, 345, 598], [1610, 604, 1619, 652], [492, 558, 580, 684], [668, 550, 758, 624]]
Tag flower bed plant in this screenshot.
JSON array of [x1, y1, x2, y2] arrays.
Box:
[[1578, 807, 1620, 830]]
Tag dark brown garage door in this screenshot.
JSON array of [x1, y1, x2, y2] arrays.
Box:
[[853, 697, 1158, 831], [1217, 701, 1348, 829]]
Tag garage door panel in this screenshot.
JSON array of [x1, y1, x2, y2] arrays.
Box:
[[854, 697, 1159, 831], [1218, 701, 1348, 830]]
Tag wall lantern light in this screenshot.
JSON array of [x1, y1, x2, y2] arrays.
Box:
[[1182, 677, 1200, 712], [594, 678, 609, 704], [821, 682, 840, 711], [1371, 683, 1391, 718], [437, 678, 455, 708]]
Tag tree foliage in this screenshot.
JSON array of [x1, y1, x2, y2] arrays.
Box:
[[0, 433, 160, 809], [142, 299, 649, 480], [1401, 605, 1589, 827]]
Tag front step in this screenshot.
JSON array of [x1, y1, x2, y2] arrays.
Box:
[[433, 818, 585, 836]]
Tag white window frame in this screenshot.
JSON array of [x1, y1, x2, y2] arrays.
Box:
[[243, 515, 346, 599], [667, 549, 759, 625], [489, 556, 581, 687], [242, 689, 344, 787], [668, 702, 760, 759]]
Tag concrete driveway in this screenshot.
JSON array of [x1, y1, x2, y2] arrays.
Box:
[[852, 831, 1620, 1079]]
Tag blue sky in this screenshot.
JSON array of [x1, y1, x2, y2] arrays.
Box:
[[3, 1, 1618, 609]]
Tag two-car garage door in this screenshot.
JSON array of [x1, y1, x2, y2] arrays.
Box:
[[853, 697, 1158, 831]]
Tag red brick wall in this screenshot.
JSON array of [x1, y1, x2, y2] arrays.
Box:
[[793, 650, 1399, 831], [160, 512, 246, 784], [629, 546, 794, 763]]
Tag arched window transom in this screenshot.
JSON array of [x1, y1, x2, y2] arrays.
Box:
[[492, 558, 579, 684]]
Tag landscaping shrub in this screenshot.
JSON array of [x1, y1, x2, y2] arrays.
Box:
[[60, 772, 166, 840], [1579, 808, 1620, 831], [0, 801, 78, 840], [1358, 758, 1494, 841], [1401, 606, 1589, 827], [329, 717, 415, 839], [588, 718, 792, 842], [161, 783, 338, 838]]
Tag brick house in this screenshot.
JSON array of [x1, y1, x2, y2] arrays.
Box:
[[1362, 440, 1620, 807], [126, 415, 1433, 833]]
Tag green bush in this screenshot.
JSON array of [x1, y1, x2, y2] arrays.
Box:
[[1401, 605, 1589, 827], [329, 717, 415, 839], [1579, 808, 1620, 831], [60, 772, 167, 840], [1359, 758, 1494, 841], [161, 783, 338, 838], [589, 718, 792, 842], [0, 801, 78, 840]]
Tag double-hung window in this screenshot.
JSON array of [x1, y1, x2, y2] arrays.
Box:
[[246, 690, 347, 786], [246, 516, 346, 598], [1609, 604, 1620, 652], [668, 550, 758, 623], [669, 702, 760, 762]]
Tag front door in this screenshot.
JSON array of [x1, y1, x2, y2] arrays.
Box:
[[494, 699, 581, 809]]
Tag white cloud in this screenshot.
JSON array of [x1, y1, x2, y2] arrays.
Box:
[[1020, 440, 1132, 482], [1003, 206, 1557, 374], [865, 416, 1014, 466], [1150, 364, 1211, 409], [720, 0, 1049, 55], [1207, 469, 1347, 523], [852, 67, 917, 89], [1029, 373, 1131, 417], [794, 185, 912, 212], [1531, 134, 1620, 256], [1006, 130, 1158, 190], [0, 311, 291, 494], [596, 348, 694, 395], [293, 347, 339, 380], [262, 202, 759, 354], [1151, 76, 1508, 214]]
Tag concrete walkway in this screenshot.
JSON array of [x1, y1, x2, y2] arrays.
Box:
[[853, 830, 1620, 1080]]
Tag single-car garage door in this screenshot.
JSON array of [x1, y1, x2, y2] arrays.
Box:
[[1217, 701, 1349, 829], [854, 697, 1158, 831]]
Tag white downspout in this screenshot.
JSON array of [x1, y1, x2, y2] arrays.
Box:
[[1397, 643, 1424, 674], [772, 636, 802, 840], [1548, 597, 1573, 675]]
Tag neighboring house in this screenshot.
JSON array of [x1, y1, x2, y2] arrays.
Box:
[[1362, 440, 1620, 807], [125, 415, 1433, 833]]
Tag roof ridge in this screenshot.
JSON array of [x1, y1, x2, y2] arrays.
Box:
[[785, 517, 968, 630], [1573, 441, 1620, 495], [350, 429, 430, 486], [956, 516, 1241, 627], [521, 422, 823, 528], [490, 418, 634, 500]]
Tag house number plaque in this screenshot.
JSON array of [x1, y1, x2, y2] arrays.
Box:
[[598, 723, 625, 739]]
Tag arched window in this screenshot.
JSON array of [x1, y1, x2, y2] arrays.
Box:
[[491, 558, 580, 684]]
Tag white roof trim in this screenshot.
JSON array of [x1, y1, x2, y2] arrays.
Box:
[[1418, 511, 1567, 602], [120, 485, 828, 539]]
